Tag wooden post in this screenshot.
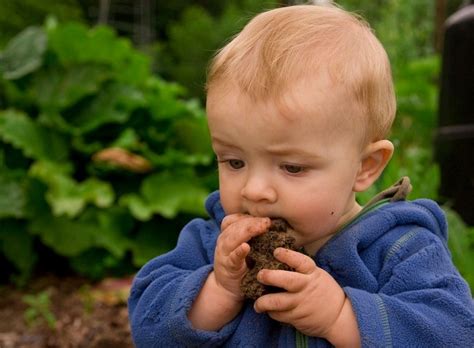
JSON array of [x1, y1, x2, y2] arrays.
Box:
[[98, 0, 110, 25], [435, 0, 448, 53]]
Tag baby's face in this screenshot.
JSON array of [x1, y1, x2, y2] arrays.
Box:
[[207, 80, 365, 255]]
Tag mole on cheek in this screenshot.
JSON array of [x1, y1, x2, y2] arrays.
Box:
[[330, 211, 334, 215]]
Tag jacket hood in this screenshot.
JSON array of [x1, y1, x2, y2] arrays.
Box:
[[336, 176, 448, 247], [315, 197, 447, 274], [383, 198, 448, 242]]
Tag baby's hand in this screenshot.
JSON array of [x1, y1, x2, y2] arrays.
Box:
[[213, 214, 271, 302], [253, 248, 348, 339]]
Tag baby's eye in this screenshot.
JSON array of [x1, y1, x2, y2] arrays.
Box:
[[283, 164, 304, 174], [228, 159, 245, 169]]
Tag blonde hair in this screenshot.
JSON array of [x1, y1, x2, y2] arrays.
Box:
[[206, 5, 396, 143]]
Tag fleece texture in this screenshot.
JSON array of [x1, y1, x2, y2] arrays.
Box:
[[128, 192, 474, 347]]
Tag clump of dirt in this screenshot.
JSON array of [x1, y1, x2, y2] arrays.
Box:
[[0, 275, 134, 348], [240, 218, 298, 300]]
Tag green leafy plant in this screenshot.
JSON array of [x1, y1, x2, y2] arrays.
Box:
[[0, 19, 216, 283], [0, 0, 83, 48], [1, 2, 472, 292], [156, 0, 279, 100], [445, 208, 474, 289], [22, 290, 57, 329]]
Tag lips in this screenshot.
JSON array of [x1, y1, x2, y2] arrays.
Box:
[[244, 211, 293, 228]]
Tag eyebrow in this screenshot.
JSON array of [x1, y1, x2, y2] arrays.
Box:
[[211, 136, 239, 149], [212, 136, 319, 159], [265, 147, 319, 159]]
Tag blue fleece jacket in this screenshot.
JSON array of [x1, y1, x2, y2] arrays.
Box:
[[128, 191, 474, 347]]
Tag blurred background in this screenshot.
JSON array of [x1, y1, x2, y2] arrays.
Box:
[[0, 0, 473, 344]]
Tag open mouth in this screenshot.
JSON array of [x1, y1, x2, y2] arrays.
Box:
[[269, 218, 297, 236], [269, 217, 292, 232]]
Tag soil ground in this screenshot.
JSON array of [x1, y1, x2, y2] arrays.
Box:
[[0, 275, 134, 348]]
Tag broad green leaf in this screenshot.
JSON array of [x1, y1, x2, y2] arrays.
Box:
[[116, 50, 150, 85], [111, 128, 142, 150], [0, 26, 47, 79], [29, 208, 132, 257], [29, 64, 109, 111], [0, 219, 36, 280], [0, 76, 25, 106], [48, 22, 150, 83], [0, 110, 68, 161], [146, 77, 191, 120], [170, 116, 212, 156], [48, 23, 126, 65], [71, 136, 103, 155], [37, 111, 75, 133], [394, 56, 439, 136], [119, 194, 151, 221], [131, 220, 179, 266], [68, 83, 146, 134], [120, 171, 208, 220], [0, 170, 27, 218], [69, 249, 123, 279], [23, 177, 51, 219], [28, 214, 92, 256], [29, 161, 114, 217], [95, 207, 134, 257]]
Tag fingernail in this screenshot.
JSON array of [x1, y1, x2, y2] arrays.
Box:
[[274, 248, 281, 256]]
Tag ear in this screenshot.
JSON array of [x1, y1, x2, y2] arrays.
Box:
[[353, 140, 394, 192]]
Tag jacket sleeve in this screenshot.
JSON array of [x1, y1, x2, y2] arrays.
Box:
[[128, 218, 241, 347], [344, 227, 474, 348]]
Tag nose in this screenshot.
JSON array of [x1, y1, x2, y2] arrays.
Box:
[[240, 172, 277, 204]]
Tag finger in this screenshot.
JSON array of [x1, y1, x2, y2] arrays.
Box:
[[254, 292, 295, 314], [257, 269, 305, 292], [221, 213, 247, 230], [266, 310, 293, 325], [220, 217, 270, 255], [221, 214, 269, 235], [228, 242, 250, 268], [274, 248, 316, 275]]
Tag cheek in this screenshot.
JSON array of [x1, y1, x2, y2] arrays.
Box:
[[295, 199, 338, 224], [218, 174, 241, 214], [289, 192, 347, 230]]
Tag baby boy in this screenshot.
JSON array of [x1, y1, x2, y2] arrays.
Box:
[[129, 4, 474, 347]]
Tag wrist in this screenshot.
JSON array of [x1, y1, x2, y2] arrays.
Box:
[[325, 296, 361, 348], [210, 271, 246, 305], [188, 271, 244, 331]]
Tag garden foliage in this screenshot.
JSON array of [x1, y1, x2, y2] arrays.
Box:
[[156, 0, 279, 100], [0, 19, 216, 283], [0, 1, 472, 289]]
